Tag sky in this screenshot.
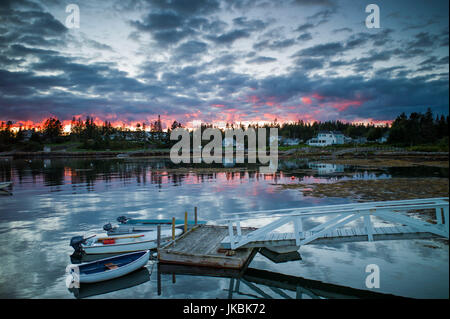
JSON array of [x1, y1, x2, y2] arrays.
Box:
[[0, 0, 448, 129]]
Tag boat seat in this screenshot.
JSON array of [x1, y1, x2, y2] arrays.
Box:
[[104, 262, 119, 270]]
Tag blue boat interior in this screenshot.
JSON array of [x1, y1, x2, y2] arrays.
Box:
[[79, 251, 147, 275]]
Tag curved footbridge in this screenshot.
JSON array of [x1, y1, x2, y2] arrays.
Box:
[[158, 198, 448, 269], [220, 197, 449, 251]]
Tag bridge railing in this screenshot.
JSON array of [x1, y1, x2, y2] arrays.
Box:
[[220, 198, 449, 250]]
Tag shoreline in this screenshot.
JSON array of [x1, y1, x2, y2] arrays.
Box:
[[0, 149, 449, 167]]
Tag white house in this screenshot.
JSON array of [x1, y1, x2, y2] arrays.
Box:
[[307, 131, 346, 147], [308, 163, 345, 174]]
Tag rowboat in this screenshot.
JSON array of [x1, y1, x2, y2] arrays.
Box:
[[68, 267, 150, 298], [66, 250, 150, 284], [70, 228, 183, 254], [104, 215, 206, 235]]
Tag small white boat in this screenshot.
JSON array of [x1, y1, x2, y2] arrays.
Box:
[[66, 250, 150, 284], [0, 182, 12, 189], [70, 228, 183, 254], [103, 216, 206, 235]]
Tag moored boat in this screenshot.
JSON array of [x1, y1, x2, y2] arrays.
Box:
[[66, 250, 150, 284], [103, 215, 206, 235], [0, 182, 12, 189], [70, 228, 183, 254]]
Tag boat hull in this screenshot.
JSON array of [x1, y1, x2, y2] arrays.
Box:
[[82, 239, 158, 254], [67, 250, 150, 283], [80, 229, 182, 254], [0, 182, 11, 189]]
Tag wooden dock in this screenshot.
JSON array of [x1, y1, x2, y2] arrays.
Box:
[[221, 225, 444, 250], [158, 225, 258, 269], [157, 198, 448, 270]]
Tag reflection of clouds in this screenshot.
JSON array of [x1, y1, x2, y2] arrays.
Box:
[[0, 158, 448, 298]]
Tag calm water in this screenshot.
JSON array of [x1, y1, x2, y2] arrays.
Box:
[[0, 157, 448, 299]]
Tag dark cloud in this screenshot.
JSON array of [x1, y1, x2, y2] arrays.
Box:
[[146, 0, 220, 16], [292, 0, 334, 6], [0, 0, 448, 125], [295, 57, 325, 70], [294, 42, 345, 58], [246, 56, 277, 64], [253, 38, 296, 51], [295, 23, 315, 33], [206, 29, 251, 45], [128, 0, 222, 46], [297, 32, 313, 41], [172, 40, 208, 61], [333, 27, 352, 34], [232, 17, 268, 31]]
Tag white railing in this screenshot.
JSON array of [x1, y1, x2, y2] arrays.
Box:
[[222, 198, 449, 250]]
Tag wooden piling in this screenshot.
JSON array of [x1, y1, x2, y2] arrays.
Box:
[[194, 207, 198, 225], [172, 217, 176, 240], [157, 224, 161, 259], [184, 211, 188, 233], [157, 263, 161, 296]]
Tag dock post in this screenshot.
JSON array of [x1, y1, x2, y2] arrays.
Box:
[[228, 220, 235, 250], [172, 217, 176, 240], [443, 206, 449, 235], [228, 278, 234, 299], [236, 221, 242, 237], [436, 207, 443, 224], [293, 216, 303, 246], [194, 206, 198, 225], [157, 224, 161, 251], [157, 262, 161, 296], [364, 213, 374, 242], [184, 211, 188, 233]]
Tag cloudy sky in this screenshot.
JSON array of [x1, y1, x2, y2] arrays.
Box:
[[0, 0, 448, 129]]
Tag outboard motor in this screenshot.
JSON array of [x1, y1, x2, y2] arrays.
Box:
[[117, 216, 128, 224], [70, 236, 85, 253], [103, 223, 113, 232]]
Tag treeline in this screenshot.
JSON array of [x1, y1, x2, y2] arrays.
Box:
[[276, 120, 389, 142], [68, 116, 182, 150], [1, 109, 448, 152], [387, 108, 449, 146]]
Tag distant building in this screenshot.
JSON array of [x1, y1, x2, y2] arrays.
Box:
[[20, 129, 35, 141], [280, 137, 302, 146], [352, 136, 367, 144], [308, 162, 345, 174], [343, 136, 353, 144], [377, 132, 389, 143], [307, 131, 346, 147]]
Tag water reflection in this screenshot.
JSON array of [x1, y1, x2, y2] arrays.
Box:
[[69, 267, 151, 299], [157, 263, 406, 299], [4, 157, 441, 193], [0, 157, 447, 299]]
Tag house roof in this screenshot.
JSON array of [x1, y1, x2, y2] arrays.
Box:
[[318, 131, 344, 135]]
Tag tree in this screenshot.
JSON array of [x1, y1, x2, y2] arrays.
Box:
[[171, 120, 182, 130], [43, 117, 63, 141]]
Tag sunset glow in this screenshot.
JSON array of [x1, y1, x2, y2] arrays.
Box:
[[0, 0, 448, 133]]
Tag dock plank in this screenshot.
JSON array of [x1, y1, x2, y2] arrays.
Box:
[[159, 225, 256, 269]]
